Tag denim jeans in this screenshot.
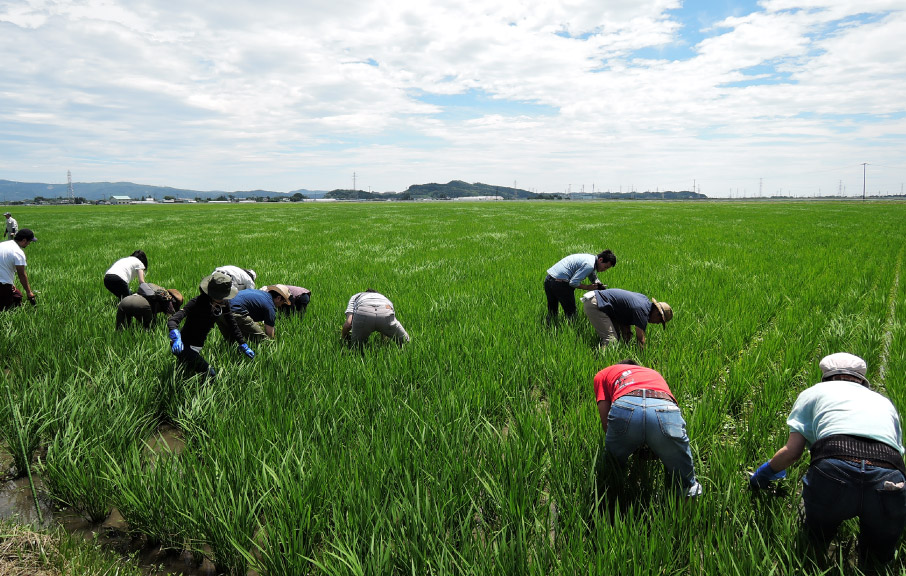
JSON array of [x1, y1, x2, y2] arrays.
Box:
[[604, 394, 701, 495], [803, 457, 906, 564]]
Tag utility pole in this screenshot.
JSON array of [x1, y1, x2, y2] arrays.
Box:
[[862, 163, 867, 200]]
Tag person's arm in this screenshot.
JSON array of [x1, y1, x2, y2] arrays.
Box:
[[265, 324, 275, 338], [634, 326, 646, 348], [341, 314, 353, 340], [750, 432, 806, 489], [768, 432, 807, 472], [14, 265, 34, 299], [137, 269, 146, 284], [597, 400, 612, 432]]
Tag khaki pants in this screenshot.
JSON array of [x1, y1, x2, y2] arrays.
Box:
[[583, 296, 629, 346], [217, 313, 267, 342]]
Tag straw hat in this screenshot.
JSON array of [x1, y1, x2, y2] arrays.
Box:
[[651, 299, 673, 326]]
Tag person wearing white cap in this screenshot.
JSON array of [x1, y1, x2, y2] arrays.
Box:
[[212, 265, 256, 291], [4, 212, 18, 240], [749, 352, 906, 566]]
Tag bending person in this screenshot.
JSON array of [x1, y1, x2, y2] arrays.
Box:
[[104, 250, 148, 300], [342, 289, 409, 347], [167, 272, 255, 379], [749, 353, 905, 567]]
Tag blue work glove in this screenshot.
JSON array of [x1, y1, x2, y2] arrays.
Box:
[[169, 329, 183, 355], [239, 343, 255, 359], [749, 461, 786, 490]]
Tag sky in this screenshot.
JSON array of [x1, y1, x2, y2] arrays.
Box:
[[1, 0, 905, 197]]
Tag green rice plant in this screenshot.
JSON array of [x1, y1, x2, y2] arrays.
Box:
[[2, 201, 904, 575]]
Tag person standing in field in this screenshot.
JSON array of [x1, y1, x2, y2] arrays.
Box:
[[4, 212, 18, 240], [213, 265, 256, 291], [0, 229, 37, 310], [263, 284, 311, 316], [342, 289, 409, 347], [748, 352, 905, 567], [115, 283, 183, 330], [103, 250, 148, 300], [167, 272, 255, 379], [217, 284, 291, 343], [581, 287, 672, 348], [594, 360, 702, 497], [544, 250, 616, 323]]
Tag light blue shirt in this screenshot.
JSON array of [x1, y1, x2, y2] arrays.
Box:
[[546, 253, 598, 288], [787, 380, 904, 454]]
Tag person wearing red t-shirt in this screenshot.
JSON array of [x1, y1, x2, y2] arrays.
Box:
[[594, 360, 702, 496]]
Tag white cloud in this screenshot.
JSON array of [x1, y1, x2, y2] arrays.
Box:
[[0, 0, 903, 195]]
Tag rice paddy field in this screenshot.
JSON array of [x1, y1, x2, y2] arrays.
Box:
[[1, 200, 905, 575]]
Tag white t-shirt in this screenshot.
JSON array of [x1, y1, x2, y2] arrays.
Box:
[[0, 240, 26, 285], [787, 380, 904, 454], [213, 265, 255, 291], [105, 256, 145, 283], [5, 217, 18, 239], [345, 292, 393, 314]]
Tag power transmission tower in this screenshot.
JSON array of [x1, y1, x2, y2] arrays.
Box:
[[68, 170, 74, 203], [353, 172, 357, 192], [862, 163, 868, 200]]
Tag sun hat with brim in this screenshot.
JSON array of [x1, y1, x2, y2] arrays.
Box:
[[651, 299, 673, 327], [265, 284, 292, 304], [819, 352, 869, 386], [3, 212, 10, 217], [200, 272, 238, 300]]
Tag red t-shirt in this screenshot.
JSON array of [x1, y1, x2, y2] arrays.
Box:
[[594, 364, 673, 403]]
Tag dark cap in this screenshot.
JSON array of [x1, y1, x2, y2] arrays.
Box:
[[14, 229, 36, 243], [200, 272, 238, 300]]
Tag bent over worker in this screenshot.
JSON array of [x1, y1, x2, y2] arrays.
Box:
[[544, 250, 616, 322], [167, 272, 255, 379], [342, 290, 409, 347], [582, 287, 672, 348], [595, 360, 702, 497], [749, 352, 906, 566], [218, 284, 290, 343], [116, 283, 183, 330]]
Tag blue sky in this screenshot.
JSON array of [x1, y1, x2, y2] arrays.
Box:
[[1, 0, 904, 196]]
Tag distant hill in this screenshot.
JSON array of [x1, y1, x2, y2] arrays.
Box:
[[0, 179, 326, 202], [325, 180, 708, 200]]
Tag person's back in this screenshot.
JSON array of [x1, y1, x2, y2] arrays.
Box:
[[230, 289, 276, 323], [342, 290, 409, 346]]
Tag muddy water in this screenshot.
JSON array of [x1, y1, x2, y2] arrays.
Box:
[[0, 424, 225, 576]]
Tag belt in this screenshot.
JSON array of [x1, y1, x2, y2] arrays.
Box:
[[545, 275, 569, 283], [838, 457, 897, 470], [620, 389, 677, 404]]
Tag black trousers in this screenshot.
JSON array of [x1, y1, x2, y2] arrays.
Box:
[[544, 275, 578, 318], [104, 274, 131, 300]]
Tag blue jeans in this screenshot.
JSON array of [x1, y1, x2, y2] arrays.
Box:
[[604, 394, 700, 495], [803, 457, 906, 564]]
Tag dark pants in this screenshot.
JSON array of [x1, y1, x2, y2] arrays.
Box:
[[104, 274, 131, 300], [544, 275, 577, 319], [0, 283, 22, 310], [803, 457, 906, 565], [175, 348, 216, 380]]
